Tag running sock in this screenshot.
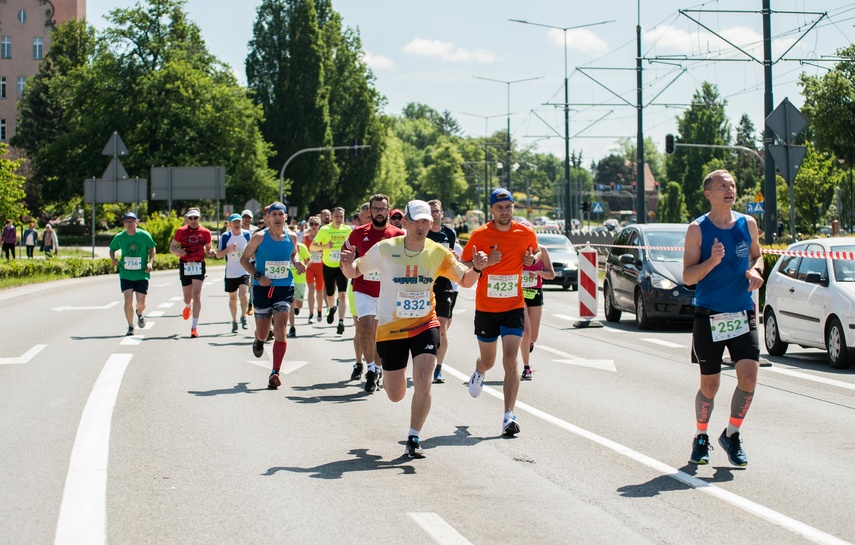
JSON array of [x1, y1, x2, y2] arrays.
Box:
[[367, 362, 378, 373], [504, 410, 513, 422], [727, 388, 754, 436], [191, 317, 199, 329], [272, 340, 287, 373], [523, 365, 531, 370], [408, 428, 420, 438], [694, 391, 714, 436]]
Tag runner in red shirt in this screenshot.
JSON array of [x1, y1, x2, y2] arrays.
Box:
[[169, 208, 215, 337], [343, 194, 405, 391]]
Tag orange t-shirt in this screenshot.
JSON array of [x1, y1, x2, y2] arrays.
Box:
[[461, 221, 538, 312]]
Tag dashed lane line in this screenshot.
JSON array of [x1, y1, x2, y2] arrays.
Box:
[[641, 338, 686, 349], [0, 344, 47, 365], [408, 512, 472, 545]]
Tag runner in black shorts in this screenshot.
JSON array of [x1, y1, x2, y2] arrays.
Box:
[[426, 199, 458, 384], [691, 309, 760, 375]]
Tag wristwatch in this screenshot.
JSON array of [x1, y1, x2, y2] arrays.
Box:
[[253, 271, 262, 280]]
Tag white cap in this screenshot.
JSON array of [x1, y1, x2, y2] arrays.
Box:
[[241, 209, 253, 218], [404, 200, 432, 222]]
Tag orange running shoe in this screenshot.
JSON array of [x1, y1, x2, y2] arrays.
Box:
[[182, 306, 191, 320], [190, 328, 199, 338]]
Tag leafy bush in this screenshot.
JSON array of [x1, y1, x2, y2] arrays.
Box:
[[142, 211, 183, 254], [0, 253, 181, 280]]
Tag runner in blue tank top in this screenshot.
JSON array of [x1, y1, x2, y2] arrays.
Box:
[[240, 202, 306, 390], [683, 169, 765, 468]]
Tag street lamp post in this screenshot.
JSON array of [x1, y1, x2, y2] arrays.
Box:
[[510, 18, 614, 237], [473, 76, 543, 194], [461, 112, 505, 219], [278, 145, 370, 205]]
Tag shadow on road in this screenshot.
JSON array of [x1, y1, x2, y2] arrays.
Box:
[[617, 463, 742, 498], [187, 382, 269, 397], [263, 448, 416, 479], [286, 380, 371, 404]]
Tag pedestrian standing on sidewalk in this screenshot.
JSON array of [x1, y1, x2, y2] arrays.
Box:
[[2, 219, 16, 259]]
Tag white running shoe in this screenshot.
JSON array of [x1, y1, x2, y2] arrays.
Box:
[[502, 415, 520, 436], [468, 370, 484, 397]]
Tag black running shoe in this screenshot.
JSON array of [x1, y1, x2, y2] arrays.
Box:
[[126, 326, 134, 336], [137, 312, 146, 329], [718, 429, 748, 466], [327, 307, 337, 324], [232, 321, 238, 334], [405, 436, 425, 459], [350, 363, 363, 381], [288, 326, 296, 338], [690, 434, 711, 465], [336, 320, 345, 335], [267, 328, 274, 341], [365, 369, 378, 393], [252, 339, 264, 358], [268, 372, 281, 390], [294, 307, 300, 315]]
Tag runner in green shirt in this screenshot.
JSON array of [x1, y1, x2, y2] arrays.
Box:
[[309, 206, 352, 334], [109, 212, 157, 336], [287, 239, 312, 337]]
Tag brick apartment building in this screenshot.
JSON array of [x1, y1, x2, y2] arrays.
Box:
[[0, 0, 85, 142]]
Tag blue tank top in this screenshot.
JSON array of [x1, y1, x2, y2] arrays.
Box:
[[694, 212, 753, 312], [253, 229, 296, 287]]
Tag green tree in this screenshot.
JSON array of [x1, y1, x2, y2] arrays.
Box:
[[800, 44, 855, 163], [776, 144, 840, 234], [436, 110, 462, 137], [732, 114, 763, 195], [615, 136, 664, 182], [418, 143, 467, 205], [374, 127, 413, 208], [246, 0, 337, 214], [0, 144, 28, 221], [593, 154, 633, 189], [665, 82, 732, 218], [656, 181, 688, 223]]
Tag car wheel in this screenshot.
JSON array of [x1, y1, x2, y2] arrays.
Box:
[[562, 282, 571, 291], [634, 291, 653, 330], [603, 282, 621, 322], [763, 309, 788, 356], [826, 317, 853, 369]]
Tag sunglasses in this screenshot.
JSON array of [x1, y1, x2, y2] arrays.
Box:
[[390, 215, 403, 219]]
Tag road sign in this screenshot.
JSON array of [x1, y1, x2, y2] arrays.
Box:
[[615, 184, 623, 191], [245, 199, 261, 216], [768, 144, 808, 186], [84, 178, 147, 204], [766, 97, 808, 143], [592, 202, 604, 214], [754, 192, 764, 203], [150, 167, 226, 201], [101, 132, 129, 157], [746, 202, 764, 214]]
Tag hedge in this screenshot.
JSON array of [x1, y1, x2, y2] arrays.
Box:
[[0, 254, 183, 280]]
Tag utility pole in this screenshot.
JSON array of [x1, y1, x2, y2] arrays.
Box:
[[762, 0, 777, 244], [635, 4, 646, 224]]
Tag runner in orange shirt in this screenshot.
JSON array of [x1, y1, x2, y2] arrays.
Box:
[[460, 188, 537, 436]]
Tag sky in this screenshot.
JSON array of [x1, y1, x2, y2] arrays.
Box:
[[86, 0, 855, 167]]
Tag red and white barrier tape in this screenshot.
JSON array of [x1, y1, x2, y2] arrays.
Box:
[[579, 243, 855, 260]]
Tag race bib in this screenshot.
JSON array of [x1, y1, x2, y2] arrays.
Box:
[[396, 291, 431, 318], [184, 262, 202, 276], [265, 260, 291, 280], [123, 256, 142, 270], [329, 250, 341, 264], [487, 274, 519, 298], [521, 271, 538, 288], [710, 311, 749, 342], [310, 251, 323, 264], [364, 270, 381, 282]]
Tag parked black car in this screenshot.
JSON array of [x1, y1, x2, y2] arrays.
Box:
[[536, 233, 578, 290], [603, 223, 695, 329]]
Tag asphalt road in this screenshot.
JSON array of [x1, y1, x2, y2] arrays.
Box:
[[1, 267, 854, 545]]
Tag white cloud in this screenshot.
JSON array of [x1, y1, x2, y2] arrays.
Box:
[[362, 51, 394, 71], [644, 24, 800, 58], [547, 28, 608, 55], [402, 38, 497, 64]]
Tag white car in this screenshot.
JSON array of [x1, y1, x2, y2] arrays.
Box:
[[763, 237, 855, 368]]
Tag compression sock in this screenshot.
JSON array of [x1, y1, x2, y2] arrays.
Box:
[[272, 340, 287, 373], [727, 388, 754, 436], [695, 390, 714, 436]]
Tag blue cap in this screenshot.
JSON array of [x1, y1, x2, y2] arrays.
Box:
[[268, 202, 287, 213], [228, 213, 242, 222], [490, 188, 514, 206], [123, 212, 137, 220]]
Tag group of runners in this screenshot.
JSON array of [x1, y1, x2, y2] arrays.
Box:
[[107, 168, 763, 465]]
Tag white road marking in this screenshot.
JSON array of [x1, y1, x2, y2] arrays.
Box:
[[55, 354, 132, 545], [150, 282, 170, 288], [51, 302, 120, 312], [119, 335, 144, 346], [141, 322, 155, 331], [538, 345, 571, 358], [765, 366, 855, 392], [408, 512, 472, 545], [148, 311, 165, 318], [245, 359, 309, 374], [553, 358, 617, 372], [442, 365, 850, 545], [641, 338, 686, 349], [157, 303, 175, 309], [553, 313, 582, 321], [169, 296, 184, 301], [0, 344, 47, 365]]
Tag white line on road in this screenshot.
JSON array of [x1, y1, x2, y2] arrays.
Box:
[[245, 359, 309, 375], [148, 311, 165, 318], [765, 366, 855, 392], [408, 512, 472, 545], [538, 345, 571, 358], [169, 296, 184, 301], [442, 365, 850, 545], [120, 335, 144, 346], [51, 302, 120, 312], [141, 322, 155, 330], [55, 353, 132, 545], [0, 344, 47, 365], [553, 358, 617, 372], [157, 302, 175, 309], [641, 338, 686, 349]]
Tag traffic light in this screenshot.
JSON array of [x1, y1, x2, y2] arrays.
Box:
[[665, 133, 675, 155], [582, 201, 590, 212]]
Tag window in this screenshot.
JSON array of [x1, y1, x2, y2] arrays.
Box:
[[0, 77, 5, 99], [17, 10, 27, 24], [0, 119, 6, 142], [33, 38, 42, 60], [1, 37, 10, 59], [796, 244, 827, 282], [778, 254, 801, 279], [17, 77, 26, 97]]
